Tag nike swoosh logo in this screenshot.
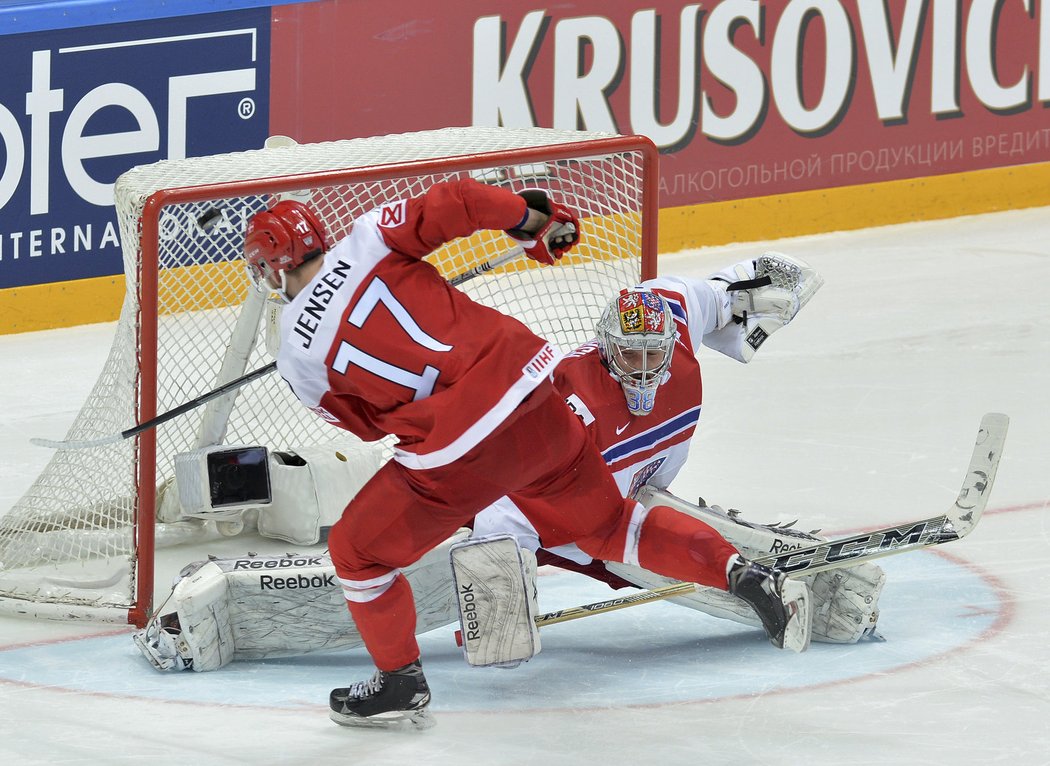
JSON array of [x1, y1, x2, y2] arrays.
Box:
[[615, 423, 630, 435]]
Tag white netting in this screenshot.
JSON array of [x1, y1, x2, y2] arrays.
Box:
[[0, 126, 654, 622]]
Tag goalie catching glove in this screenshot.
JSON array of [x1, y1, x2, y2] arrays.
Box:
[[506, 189, 580, 265], [703, 252, 824, 363]]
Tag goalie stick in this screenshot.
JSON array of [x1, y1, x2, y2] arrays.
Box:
[[31, 247, 527, 451], [755, 411, 1008, 575], [526, 412, 1008, 630]]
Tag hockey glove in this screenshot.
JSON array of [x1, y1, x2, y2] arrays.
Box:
[[702, 252, 823, 363], [506, 189, 580, 266]]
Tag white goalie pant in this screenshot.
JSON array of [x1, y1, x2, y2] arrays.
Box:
[[134, 529, 470, 672], [611, 486, 886, 644]]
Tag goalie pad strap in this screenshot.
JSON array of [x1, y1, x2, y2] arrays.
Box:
[[724, 275, 773, 292]]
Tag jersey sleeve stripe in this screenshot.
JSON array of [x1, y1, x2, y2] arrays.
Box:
[[663, 296, 687, 323], [392, 344, 564, 471]]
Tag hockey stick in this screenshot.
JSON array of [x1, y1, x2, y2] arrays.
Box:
[[535, 581, 700, 627], [448, 246, 525, 286], [755, 411, 1008, 576], [30, 361, 281, 451], [31, 248, 527, 451], [524, 412, 1008, 630], [454, 580, 699, 646]]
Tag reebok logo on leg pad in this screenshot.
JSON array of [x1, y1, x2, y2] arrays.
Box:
[[450, 534, 540, 668]]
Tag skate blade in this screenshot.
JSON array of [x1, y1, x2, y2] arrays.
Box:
[[329, 707, 436, 731], [778, 579, 813, 653]]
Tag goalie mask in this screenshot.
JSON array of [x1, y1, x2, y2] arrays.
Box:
[[596, 289, 677, 416], [244, 200, 328, 302]]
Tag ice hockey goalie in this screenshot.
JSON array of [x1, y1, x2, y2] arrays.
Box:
[[134, 490, 883, 672]]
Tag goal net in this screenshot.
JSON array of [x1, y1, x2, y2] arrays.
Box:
[[0, 127, 657, 625]]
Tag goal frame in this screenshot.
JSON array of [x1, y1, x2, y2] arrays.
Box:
[[125, 134, 658, 627]]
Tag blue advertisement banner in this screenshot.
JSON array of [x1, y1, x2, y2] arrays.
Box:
[[0, 8, 272, 290], [0, 1, 305, 36]]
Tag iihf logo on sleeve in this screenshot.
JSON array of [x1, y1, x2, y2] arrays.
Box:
[[522, 343, 559, 380]]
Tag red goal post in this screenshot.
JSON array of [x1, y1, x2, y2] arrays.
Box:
[[0, 127, 658, 627]]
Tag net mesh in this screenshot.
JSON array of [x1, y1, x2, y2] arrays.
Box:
[[0, 127, 653, 620]]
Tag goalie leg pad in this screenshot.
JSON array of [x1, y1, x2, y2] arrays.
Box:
[[134, 529, 470, 672], [132, 614, 195, 672], [607, 486, 884, 644], [778, 577, 813, 653], [450, 534, 540, 668], [132, 561, 236, 672], [809, 564, 886, 643]]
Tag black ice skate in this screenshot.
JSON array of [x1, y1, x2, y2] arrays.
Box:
[[329, 660, 434, 729], [728, 557, 812, 653]]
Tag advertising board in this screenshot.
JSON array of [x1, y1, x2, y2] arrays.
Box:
[[0, 9, 271, 292]]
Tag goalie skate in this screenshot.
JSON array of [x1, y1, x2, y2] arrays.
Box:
[[329, 660, 435, 731], [728, 559, 812, 653]]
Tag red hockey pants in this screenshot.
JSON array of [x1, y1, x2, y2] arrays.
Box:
[[327, 384, 736, 670]]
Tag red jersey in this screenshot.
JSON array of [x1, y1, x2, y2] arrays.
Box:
[[553, 276, 718, 497], [276, 180, 561, 470], [473, 274, 731, 563], [556, 341, 700, 499]]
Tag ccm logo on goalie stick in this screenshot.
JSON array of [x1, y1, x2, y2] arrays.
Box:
[[768, 519, 958, 573]]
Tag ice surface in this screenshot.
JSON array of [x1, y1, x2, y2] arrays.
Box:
[[1, 207, 1048, 765]]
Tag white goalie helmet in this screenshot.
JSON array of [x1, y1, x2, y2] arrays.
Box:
[[596, 289, 677, 416]]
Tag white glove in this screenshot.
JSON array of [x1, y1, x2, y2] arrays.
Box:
[[703, 252, 823, 362]]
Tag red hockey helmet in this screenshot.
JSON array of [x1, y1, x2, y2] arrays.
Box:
[[244, 200, 328, 298]]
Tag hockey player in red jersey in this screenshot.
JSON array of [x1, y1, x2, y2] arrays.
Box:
[[243, 179, 810, 730]]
